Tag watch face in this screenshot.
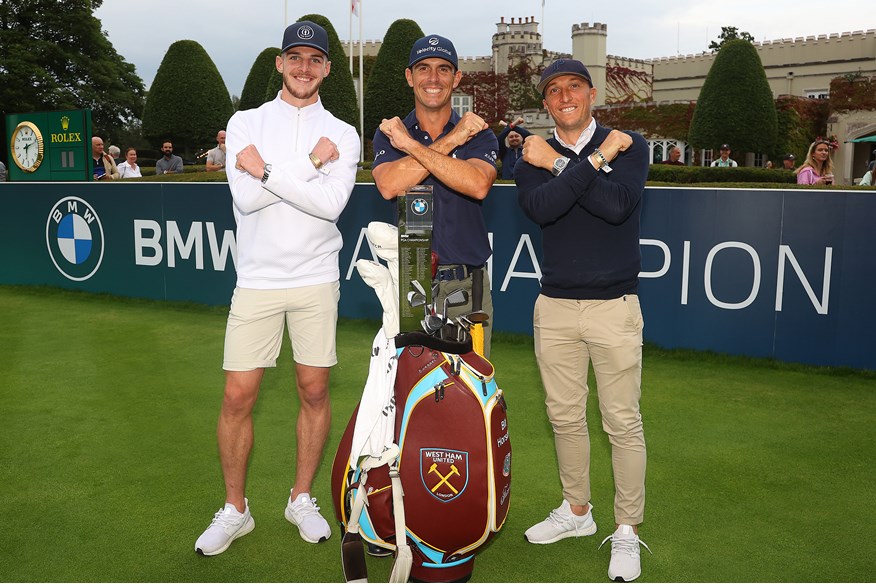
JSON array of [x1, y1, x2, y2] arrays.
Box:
[[11, 121, 45, 173]]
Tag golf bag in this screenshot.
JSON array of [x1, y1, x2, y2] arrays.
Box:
[[332, 332, 511, 583]]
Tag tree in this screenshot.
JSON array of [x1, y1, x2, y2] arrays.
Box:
[[507, 61, 543, 111], [363, 19, 424, 142], [239, 47, 280, 111], [688, 39, 777, 158], [306, 14, 360, 129], [0, 0, 145, 145], [709, 26, 755, 52], [141, 40, 233, 157]]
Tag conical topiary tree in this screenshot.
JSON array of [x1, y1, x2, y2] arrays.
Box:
[[142, 40, 233, 157], [239, 47, 281, 111], [688, 39, 777, 158], [363, 19, 424, 142]]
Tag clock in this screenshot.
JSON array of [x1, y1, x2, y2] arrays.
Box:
[[11, 121, 45, 173]]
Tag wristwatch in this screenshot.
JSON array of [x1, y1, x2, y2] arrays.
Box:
[[552, 156, 570, 176], [261, 163, 272, 184]]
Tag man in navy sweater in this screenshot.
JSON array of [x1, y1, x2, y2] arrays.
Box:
[[515, 59, 650, 583]]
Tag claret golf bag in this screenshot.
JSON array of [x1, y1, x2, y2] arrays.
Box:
[[332, 221, 511, 583]]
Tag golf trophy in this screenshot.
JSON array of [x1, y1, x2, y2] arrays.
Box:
[[398, 185, 433, 333]]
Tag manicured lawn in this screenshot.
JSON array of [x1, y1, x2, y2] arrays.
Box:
[[1, 286, 873, 582]]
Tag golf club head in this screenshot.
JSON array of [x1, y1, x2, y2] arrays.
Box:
[[411, 279, 426, 297]]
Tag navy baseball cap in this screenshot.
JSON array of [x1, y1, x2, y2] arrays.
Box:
[[783, 153, 796, 161], [720, 144, 731, 150], [537, 59, 594, 94], [408, 35, 458, 69], [282, 21, 329, 56]]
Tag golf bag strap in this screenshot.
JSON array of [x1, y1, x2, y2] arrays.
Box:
[[388, 459, 412, 583], [342, 469, 369, 584]]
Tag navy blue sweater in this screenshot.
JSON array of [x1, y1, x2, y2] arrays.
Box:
[[515, 125, 649, 300]]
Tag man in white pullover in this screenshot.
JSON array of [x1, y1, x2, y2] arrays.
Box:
[[195, 20, 360, 556]]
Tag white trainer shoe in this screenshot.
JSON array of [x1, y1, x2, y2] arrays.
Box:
[[524, 500, 597, 544], [285, 493, 332, 543], [600, 524, 652, 582], [195, 499, 255, 556]]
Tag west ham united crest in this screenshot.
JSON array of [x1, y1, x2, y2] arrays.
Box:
[[420, 448, 468, 502], [45, 196, 105, 281]]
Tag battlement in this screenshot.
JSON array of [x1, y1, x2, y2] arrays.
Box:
[[645, 28, 876, 64], [608, 55, 650, 69], [572, 22, 607, 35], [496, 16, 540, 35]]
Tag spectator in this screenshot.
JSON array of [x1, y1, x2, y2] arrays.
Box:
[[710, 144, 737, 167], [0, 160, 6, 181], [869, 149, 876, 173], [782, 154, 796, 170], [859, 168, 873, 186], [206, 130, 227, 172], [795, 140, 834, 185], [118, 148, 142, 178], [92, 137, 120, 180], [193, 19, 358, 557], [372, 34, 499, 356], [108, 145, 122, 164], [764, 161, 774, 169], [516, 58, 651, 583], [497, 117, 531, 179], [661, 145, 684, 166], [155, 141, 184, 175]]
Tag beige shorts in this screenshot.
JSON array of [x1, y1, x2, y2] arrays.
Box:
[[223, 283, 340, 371]]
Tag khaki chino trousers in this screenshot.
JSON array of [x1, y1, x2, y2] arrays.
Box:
[[533, 294, 646, 525]]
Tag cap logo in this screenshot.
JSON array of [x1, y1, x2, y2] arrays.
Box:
[[428, 37, 439, 46], [298, 25, 314, 40]]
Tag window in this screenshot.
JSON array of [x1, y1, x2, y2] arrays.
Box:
[[452, 95, 472, 117], [702, 149, 715, 167], [804, 89, 829, 100]]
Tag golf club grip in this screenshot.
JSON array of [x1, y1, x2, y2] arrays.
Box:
[[471, 268, 484, 312]]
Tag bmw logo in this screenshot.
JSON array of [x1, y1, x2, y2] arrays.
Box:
[[412, 198, 428, 215], [298, 25, 314, 40], [45, 196, 105, 281]]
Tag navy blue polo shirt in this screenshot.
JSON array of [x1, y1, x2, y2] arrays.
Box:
[[372, 109, 498, 267]]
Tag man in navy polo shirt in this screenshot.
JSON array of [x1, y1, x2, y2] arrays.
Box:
[[372, 34, 499, 356]]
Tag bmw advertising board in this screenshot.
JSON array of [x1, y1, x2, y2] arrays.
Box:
[[0, 182, 873, 370]]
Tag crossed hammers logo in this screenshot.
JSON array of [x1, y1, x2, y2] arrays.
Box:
[[428, 463, 460, 494]]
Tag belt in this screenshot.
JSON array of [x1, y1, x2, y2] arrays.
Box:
[[435, 264, 482, 282]]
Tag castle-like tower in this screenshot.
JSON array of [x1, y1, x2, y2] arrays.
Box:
[[572, 22, 607, 106], [491, 16, 543, 74]]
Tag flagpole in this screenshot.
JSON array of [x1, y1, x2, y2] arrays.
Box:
[[541, 0, 545, 39], [359, 0, 364, 163], [349, 2, 354, 75]]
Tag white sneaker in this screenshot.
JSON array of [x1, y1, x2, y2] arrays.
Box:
[[599, 524, 652, 582], [524, 500, 597, 544], [195, 499, 255, 556], [285, 493, 332, 543]]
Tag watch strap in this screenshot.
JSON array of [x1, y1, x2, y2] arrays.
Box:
[[261, 163, 272, 184]]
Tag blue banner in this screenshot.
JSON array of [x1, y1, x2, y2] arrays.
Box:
[[1, 182, 872, 370]]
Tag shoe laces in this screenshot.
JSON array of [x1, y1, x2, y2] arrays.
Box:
[[548, 507, 586, 534], [599, 532, 652, 558], [292, 496, 322, 517], [210, 507, 243, 529]]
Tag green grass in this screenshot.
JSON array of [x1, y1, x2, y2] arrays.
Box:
[[1, 286, 874, 582]]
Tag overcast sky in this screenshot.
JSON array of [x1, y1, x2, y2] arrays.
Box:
[[95, 0, 868, 98]]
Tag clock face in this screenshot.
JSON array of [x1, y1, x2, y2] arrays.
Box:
[[11, 121, 45, 173]]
